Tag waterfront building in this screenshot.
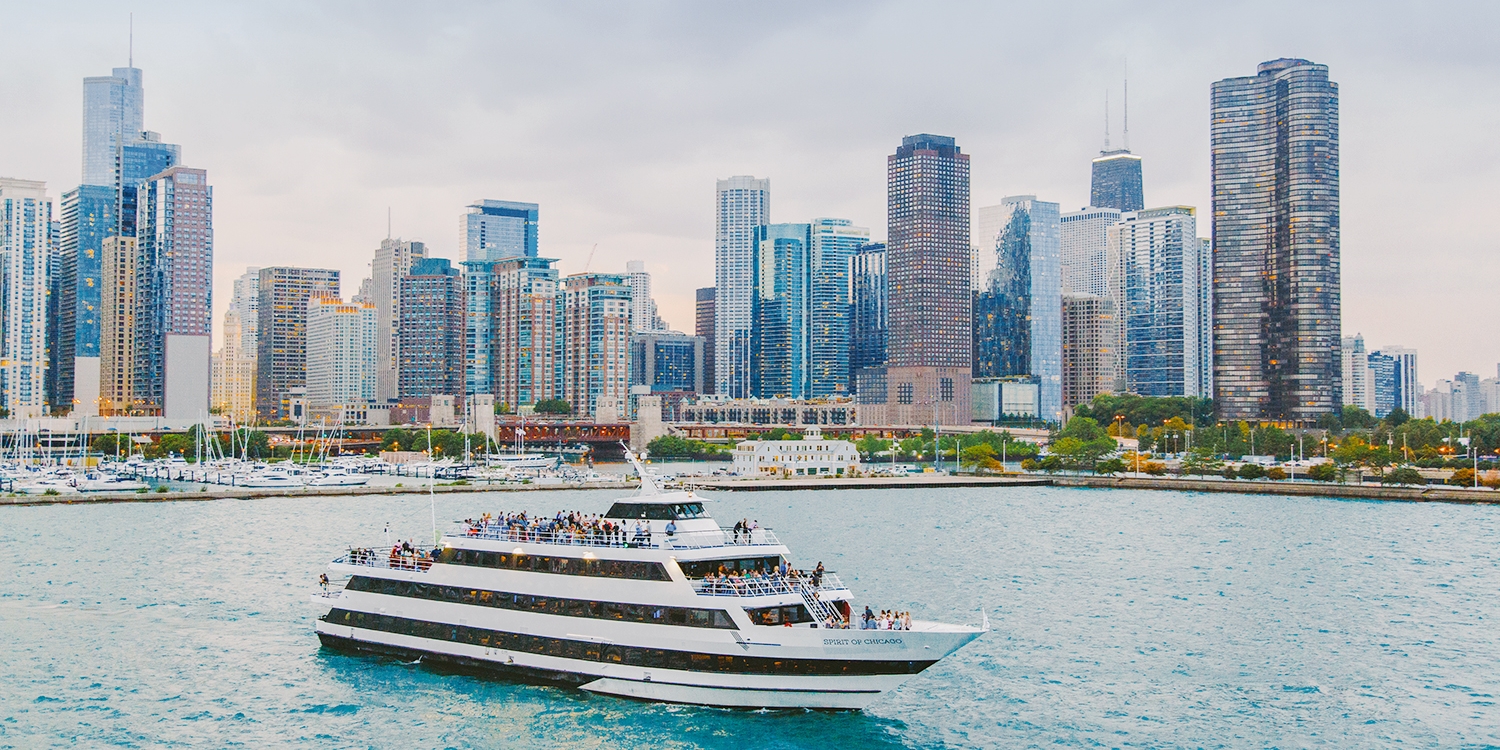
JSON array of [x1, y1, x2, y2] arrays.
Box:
[[876, 134, 971, 427], [0, 179, 52, 418], [560, 273, 632, 418], [54, 184, 117, 414], [1453, 372, 1484, 423], [1110, 206, 1209, 398], [732, 426, 860, 477], [99, 237, 136, 414], [751, 223, 810, 399], [1062, 294, 1118, 409], [369, 238, 427, 402], [1212, 58, 1341, 422], [676, 397, 858, 429], [1059, 207, 1121, 297], [971, 377, 1041, 423], [463, 200, 538, 397], [1091, 151, 1144, 212], [490, 256, 559, 411], [132, 166, 213, 419], [82, 66, 144, 187], [256, 267, 340, 420], [626, 260, 670, 332], [306, 296, 377, 422], [714, 176, 770, 398], [849, 242, 887, 393], [397, 257, 464, 401], [211, 267, 260, 422], [1372, 346, 1419, 416], [974, 196, 1061, 422], [1366, 351, 1396, 419], [631, 331, 705, 394], [1340, 335, 1373, 413], [694, 287, 716, 394], [808, 218, 867, 398]]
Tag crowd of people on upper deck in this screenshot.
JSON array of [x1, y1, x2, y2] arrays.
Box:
[[463, 511, 657, 547], [860, 606, 912, 630]]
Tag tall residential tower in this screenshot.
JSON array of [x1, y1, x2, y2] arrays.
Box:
[[714, 176, 770, 398]]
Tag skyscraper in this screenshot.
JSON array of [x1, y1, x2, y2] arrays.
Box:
[[1212, 58, 1341, 422], [1090, 152, 1144, 212], [974, 196, 1062, 422], [369, 238, 427, 402], [630, 332, 705, 394], [751, 223, 811, 399], [116, 134, 179, 238], [849, 243, 887, 393], [626, 260, 669, 332], [398, 257, 464, 400], [211, 267, 260, 422], [560, 273, 632, 418], [808, 218, 868, 397], [0, 179, 52, 418], [694, 287, 716, 394], [1110, 206, 1210, 398], [1059, 207, 1122, 297], [462, 199, 539, 397], [1372, 345, 1419, 417], [99, 237, 136, 415], [882, 134, 971, 426], [1340, 334, 1373, 413], [305, 296, 377, 421], [256, 267, 340, 420], [490, 256, 559, 410], [714, 176, 770, 398], [82, 67, 143, 187], [1062, 293, 1118, 409], [133, 166, 213, 419], [55, 184, 117, 415]]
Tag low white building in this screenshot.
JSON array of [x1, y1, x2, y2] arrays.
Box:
[[732, 427, 861, 477]]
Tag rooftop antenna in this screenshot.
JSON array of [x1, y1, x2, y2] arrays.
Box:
[[387, 207, 392, 240], [1123, 60, 1130, 152], [129, 12, 134, 67], [1103, 90, 1111, 152]]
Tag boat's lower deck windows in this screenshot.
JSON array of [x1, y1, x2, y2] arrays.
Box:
[[347, 576, 736, 629], [439, 547, 670, 581], [324, 608, 933, 676], [678, 556, 783, 578], [745, 604, 814, 626]]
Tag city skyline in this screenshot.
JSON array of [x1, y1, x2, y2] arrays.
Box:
[[2, 4, 1499, 386]]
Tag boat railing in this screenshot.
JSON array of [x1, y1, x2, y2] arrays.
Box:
[[452, 523, 781, 550], [335, 549, 434, 572], [690, 572, 846, 598]]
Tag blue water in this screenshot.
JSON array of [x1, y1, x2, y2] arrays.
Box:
[[3, 487, 1499, 748]]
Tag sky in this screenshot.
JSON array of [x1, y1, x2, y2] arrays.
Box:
[[2, 1, 1498, 388]]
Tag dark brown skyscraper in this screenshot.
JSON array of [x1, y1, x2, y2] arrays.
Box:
[[695, 286, 716, 394], [1211, 58, 1340, 422], [874, 134, 971, 425]]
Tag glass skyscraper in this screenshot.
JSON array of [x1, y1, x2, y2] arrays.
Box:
[[0, 179, 52, 418], [462, 199, 539, 396], [808, 218, 868, 397], [751, 223, 810, 399], [134, 167, 214, 419], [82, 67, 144, 187], [849, 243, 887, 391], [714, 176, 770, 398], [1110, 206, 1209, 398], [55, 185, 117, 414], [1090, 151, 1143, 212], [1212, 58, 1340, 422], [974, 196, 1062, 422]]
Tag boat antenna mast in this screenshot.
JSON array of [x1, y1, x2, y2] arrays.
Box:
[[620, 442, 661, 496]]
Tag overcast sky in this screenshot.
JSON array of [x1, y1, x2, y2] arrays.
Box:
[[3, 1, 1498, 387]]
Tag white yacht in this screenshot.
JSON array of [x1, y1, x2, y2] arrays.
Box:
[[307, 467, 370, 487], [311, 450, 984, 709], [483, 452, 560, 471], [238, 467, 304, 489]]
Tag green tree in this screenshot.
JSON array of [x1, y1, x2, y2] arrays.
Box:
[[1238, 463, 1266, 480], [533, 399, 572, 415], [647, 435, 729, 460], [1383, 466, 1424, 485], [380, 428, 414, 452], [90, 433, 124, 458], [1307, 462, 1338, 482], [855, 434, 891, 458], [1095, 457, 1126, 475], [1341, 405, 1377, 430]]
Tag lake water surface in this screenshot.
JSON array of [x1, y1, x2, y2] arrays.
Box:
[[3, 486, 1499, 748]]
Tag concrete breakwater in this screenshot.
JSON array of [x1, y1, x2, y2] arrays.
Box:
[[0, 480, 637, 507]]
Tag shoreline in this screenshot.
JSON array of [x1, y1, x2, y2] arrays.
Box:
[[6, 473, 1499, 507]]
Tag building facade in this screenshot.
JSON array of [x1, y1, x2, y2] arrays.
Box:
[[1059, 206, 1121, 297], [256, 267, 340, 420], [1111, 206, 1209, 398], [55, 184, 116, 414], [306, 296, 377, 420], [631, 331, 705, 394], [210, 266, 260, 421], [132, 166, 213, 419], [880, 134, 971, 426], [1090, 150, 1144, 212], [1340, 334, 1373, 413], [751, 223, 810, 399], [398, 257, 464, 400], [694, 286, 716, 394], [462, 200, 539, 397], [99, 237, 136, 414], [370, 238, 426, 402], [82, 67, 144, 188], [1372, 345, 1419, 417], [849, 242, 888, 392], [974, 196, 1062, 422], [560, 273, 632, 418], [1062, 293, 1118, 409], [714, 176, 770, 398], [490, 256, 559, 411], [0, 179, 52, 418], [626, 260, 669, 332], [1212, 58, 1341, 422], [808, 218, 867, 397]]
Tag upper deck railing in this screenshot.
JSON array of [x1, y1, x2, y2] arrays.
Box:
[[690, 572, 846, 598], [337, 548, 434, 572], [451, 523, 781, 551]]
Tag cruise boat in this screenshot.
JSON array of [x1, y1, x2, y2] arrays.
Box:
[[311, 450, 984, 709]]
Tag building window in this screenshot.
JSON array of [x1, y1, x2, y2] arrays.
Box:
[[940, 378, 954, 402], [897, 383, 914, 404]]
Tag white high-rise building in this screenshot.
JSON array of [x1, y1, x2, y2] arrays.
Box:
[[367, 238, 426, 401], [0, 179, 52, 418], [1340, 334, 1374, 413], [714, 176, 769, 398], [305, 296, 377, 419], [626, 260, 669, 332], [1059, 207, 1122, 297], [82, 67, 144, 187], [211, 267, 260, 421], [1108, 207, 1210, 398]]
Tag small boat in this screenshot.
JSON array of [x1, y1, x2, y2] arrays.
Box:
[[75, 473, 150, 493], [308, 468, 371, 487], [239, 468, 304, 489], [483, 452, 560, 470]]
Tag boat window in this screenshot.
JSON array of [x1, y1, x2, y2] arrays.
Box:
[[344, 576, 737, 630], [604, 502, 678, 520], [745, 604, 814, 626], [670, 503, 705, 519], [677, 556, 783, 579], [437, 547, 670, 582]]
